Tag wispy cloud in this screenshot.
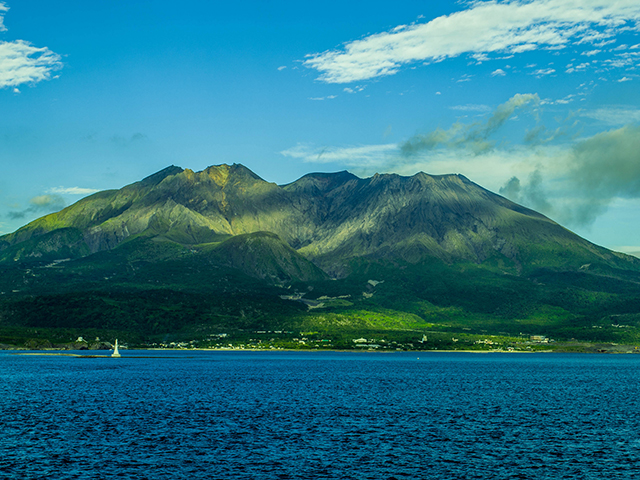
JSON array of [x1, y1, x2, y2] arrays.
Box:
[[48, 186, 99, 195], [581, 106, 640, 125], [506, 125, 640, 227], [449, 104, 492, 112], [283, 90, 640, 230], [110, 132, 148, 145], [397, 103, 640, 228], [401, 93, 539, 155], [0, 2, 7, 32], [531, 68, 556, 77], [0, 4, 63, 89], [6, 194, 65, 220], [343, 85, 366, 94], [280, 143, 397, 166], [281, 94, 549, 185], [308, 95, 337, 101], [0, 40, 62, 88], [491, 68, 506, 76], [603, 51, 640, 69], [565, 62, 590, 73], [397, 94, 640, 228], [303, 0, 640, 83]]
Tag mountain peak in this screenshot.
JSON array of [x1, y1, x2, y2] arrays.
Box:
[[203, 164, 232, 187], [139, 165, 184, 186], [200, 163, 264, 186], [2, 163, 637, 278], [284, 170, 358, 193]]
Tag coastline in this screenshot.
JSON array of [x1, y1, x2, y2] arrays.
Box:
[[7, 346, 639, 355]]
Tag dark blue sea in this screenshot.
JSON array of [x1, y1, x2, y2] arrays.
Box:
[[2, 351, 640, 479]]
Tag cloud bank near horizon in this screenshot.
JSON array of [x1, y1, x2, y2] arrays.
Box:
[[281, 93, 640, 229]]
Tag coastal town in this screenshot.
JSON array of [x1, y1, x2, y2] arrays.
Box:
[[5, 329, 639, 354]]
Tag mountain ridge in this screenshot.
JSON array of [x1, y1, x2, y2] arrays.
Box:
[[3, 163, 640, 350], [1, 163, 637, 277]]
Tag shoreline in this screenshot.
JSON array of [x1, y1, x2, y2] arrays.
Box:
[[7, 347, 639, 355]]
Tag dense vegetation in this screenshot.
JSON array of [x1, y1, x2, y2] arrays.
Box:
[[2, 164, 640, 352], [2, 236, 640, 351]]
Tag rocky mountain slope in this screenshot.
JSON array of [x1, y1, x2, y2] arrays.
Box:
[[1, 164, 635, 277], [2, 164, 640, 350]]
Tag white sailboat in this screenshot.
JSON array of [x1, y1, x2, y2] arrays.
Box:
[[111, 339, 121, 358]]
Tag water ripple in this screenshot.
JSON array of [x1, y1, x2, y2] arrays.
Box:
[[1, 351, 640, 479]]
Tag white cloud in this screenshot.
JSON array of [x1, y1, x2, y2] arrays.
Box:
[[566, 61, 591, 73], [617, 76, 632, 82], [581, 106, 640, 125], [472, 52, 490, 63], [343, 85, 366, 94], [491, 68, 506, 76], [604, 51, 640, 69], [594, 39, 617, 47], [449, 104, 492, 112], [277, 66, 287, 71], [48, 186, 99, 195], [280, 143, 397, 166], [394, 145, 567, 196], [0, 5, 63, 89], [309, 95, 338, 101], [531, 67, 556, 76], [303, 0, 640, 83], [542, 93, 577, 105], [282, 141, 567, 202], [510, 43, 539, 54], [287, 140, 583, 227], [281, 95, 640, 230], [299, 128, 640, 230], [0, 2, 7, 32]]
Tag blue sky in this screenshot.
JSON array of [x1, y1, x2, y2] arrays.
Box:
[[1, 0, 640, 255]]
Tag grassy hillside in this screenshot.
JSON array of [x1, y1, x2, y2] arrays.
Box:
[[2, 238, 640, 351]]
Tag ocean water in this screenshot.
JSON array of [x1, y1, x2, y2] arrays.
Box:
[[1, 351, 640, 479]]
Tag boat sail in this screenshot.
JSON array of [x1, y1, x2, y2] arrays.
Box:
[[112, 339, 121, 358]]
